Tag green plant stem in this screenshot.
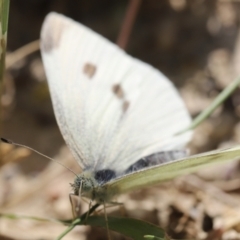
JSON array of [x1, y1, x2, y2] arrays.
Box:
[[56, 203, 100, 239], [56, 218, 81, 240], [0, 212, 63, 224], [0, 0, 9, 93], [179, 76, 240, 134]]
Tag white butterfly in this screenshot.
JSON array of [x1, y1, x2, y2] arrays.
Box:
[[40, 12, 240, 204]]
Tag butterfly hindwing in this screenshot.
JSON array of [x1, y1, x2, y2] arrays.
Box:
[[107, 146, 240, 195]]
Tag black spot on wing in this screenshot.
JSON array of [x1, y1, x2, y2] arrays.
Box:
[[124, 159, 149, 174], [122, 100, 130, 112], [94, 169, 116, 184], [83, 63, 97, 78], [124, 150, 188, 174], [112, 84, 124, 99], [112, 84, 130, 114]]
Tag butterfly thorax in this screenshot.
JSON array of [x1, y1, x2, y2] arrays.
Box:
[[71, 170, 118, 203]]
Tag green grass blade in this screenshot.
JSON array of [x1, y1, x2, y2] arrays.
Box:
[[87, 216, 165, 240], [179, 76, 240, 134], [0, 212, 63, 224], [57, 216, 165, 240], [0, 0, 9, 94], [0, 0, 9, 34], [144, 235, 166, 240]]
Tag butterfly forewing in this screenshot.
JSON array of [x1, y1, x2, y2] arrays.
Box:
[[40, 12, 192, 175]]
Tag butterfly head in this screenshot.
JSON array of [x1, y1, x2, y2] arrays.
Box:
[[71, 171, 98, 199], [70, 169, 119, 203]]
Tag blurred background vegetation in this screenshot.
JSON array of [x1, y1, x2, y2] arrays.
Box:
[[1, 0, 240, 239]]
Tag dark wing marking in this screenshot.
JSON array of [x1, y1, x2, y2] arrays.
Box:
[[83, 63, 97, 79], [112, 84, 124, 99], [124, 150, 188, 174]]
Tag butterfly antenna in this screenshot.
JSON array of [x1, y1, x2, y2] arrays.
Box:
[[0, 137, 78, 177]]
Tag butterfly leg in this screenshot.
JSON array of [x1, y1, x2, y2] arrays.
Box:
[[75, 180, 83, 216], [69, 180, 83, 218], [83, 199, 92, 223], [69, 193, 77, 219], [94, 201, 123, 215], [104, 201, 111, 240]]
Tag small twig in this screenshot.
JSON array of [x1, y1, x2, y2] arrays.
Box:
[[116, 0, 141, 50], [6, 39, 40, 69], [181, 175, 240, 207]]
